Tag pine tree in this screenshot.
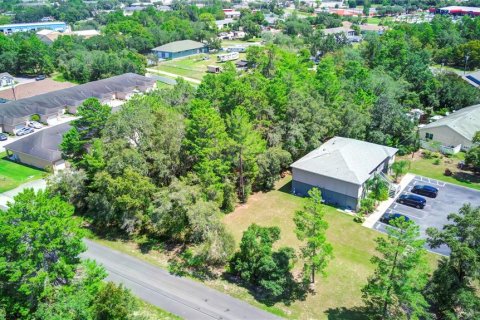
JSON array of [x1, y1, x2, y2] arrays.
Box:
[[294, 188, 333, 284], [362, 218, 430, 319]]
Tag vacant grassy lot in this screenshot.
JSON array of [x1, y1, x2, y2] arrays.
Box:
[[0, 152, 45, 193], [215, 176, 437, 319], [91, 176, 438, 319], [398, 151, 480, 191], [154, 52, 247, 80]]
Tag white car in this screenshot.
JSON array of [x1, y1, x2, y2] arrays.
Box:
[[28, 121, 43, 129]]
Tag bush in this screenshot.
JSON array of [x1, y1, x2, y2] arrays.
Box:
[[444, 168, 453, 176], [30, 114, 40, 122], [422, 150, 433, 159], [353, 215, 365, 223], [433, 158, 441, 165], [359, 198, 376, 215]]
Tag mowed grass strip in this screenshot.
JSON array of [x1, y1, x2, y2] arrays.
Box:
[[219, 176, 438, 319], [398, 152, 480, 191], [0, 152, 45, 193]]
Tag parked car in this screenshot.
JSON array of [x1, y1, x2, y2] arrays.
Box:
[[15, 127, 34, 136], [0, 133, 7, 141], [411, 185, 438, 198], [28, 121, 43, 129], [380, 212, 411, 225], [35, 74, 46, 81], [397, 194, 426, 209]]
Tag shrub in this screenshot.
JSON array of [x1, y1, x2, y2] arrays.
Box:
[[353, 215, 365, 223], [444, 168, 453, 176], [422, 150, 433, 159], [30, 114, 40, 122], [433, 158, 441, 165], [359, 198, 376, 215]]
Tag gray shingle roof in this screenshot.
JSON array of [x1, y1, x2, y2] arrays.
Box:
[[420, 104, 480, 141], [0, 73, 154, 126], [291, 137, 398, 185], [152, 40, 205, 53], [4, 122, 72, 163]]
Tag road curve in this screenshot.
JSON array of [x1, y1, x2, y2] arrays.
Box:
[[82, 239, 282, 320]]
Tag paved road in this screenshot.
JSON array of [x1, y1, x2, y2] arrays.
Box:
[[82, 239, 281, 320]]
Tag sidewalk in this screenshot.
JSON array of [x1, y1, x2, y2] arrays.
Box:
[[362, 173, 416, 228], [0, 179, 47, 211]]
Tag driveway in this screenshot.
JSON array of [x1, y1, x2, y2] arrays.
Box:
[[83, 240, 281, 320], [372, 175, 480, 256]]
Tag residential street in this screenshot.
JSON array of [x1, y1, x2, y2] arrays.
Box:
[[82, 239, 281, 320]]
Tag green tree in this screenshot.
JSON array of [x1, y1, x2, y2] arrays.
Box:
[[294, 188, 333, 283], [391, 160, 409, 183], [229, 224, 296, 300], [92, 283, 138, 320], [425, 204, 480, 319], [183, 99, 232, 206], [0, 189, 85, 318], [362, 218, 430, 319], [226, 106, 266, 202]]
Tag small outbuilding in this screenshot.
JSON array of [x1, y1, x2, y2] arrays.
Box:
[[0, 73, 14, 87], [5, 122, 72, 171], [152, 40, 208, 59], [291, 137, 398, 210], [207, 65, 221, 73]]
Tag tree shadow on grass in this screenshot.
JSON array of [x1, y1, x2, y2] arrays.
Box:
[[453, 171, 480, 185], [325, 306, 368, 320], [222, 272, 312, 307]]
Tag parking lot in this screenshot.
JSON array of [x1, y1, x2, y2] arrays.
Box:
[[373, 175, 480, 256]]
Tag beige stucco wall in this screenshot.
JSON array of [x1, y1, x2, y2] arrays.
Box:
[[7, 150, 50, 170], [419, 125, 472, 150]]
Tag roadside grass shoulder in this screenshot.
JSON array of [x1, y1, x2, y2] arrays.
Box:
[[89, 176, 438, 319], [136, 298, 181, 320], [0, 152, 46, 193]]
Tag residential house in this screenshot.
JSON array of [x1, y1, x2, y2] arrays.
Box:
[[291, 137, 398, 210], [152, 40, 208, 59], [5, 122, 71, 171], [419, 104, 480, 153], [36, 29, 100, 44], [0, 73, 156, 134], [0, 73, 14, 87]]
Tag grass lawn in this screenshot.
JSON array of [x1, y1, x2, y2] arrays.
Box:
[[398, 151, 480, 191], [154, 52, 247, 81], [136, 298, 181, 320], [0, 152, 46, 193], [90, 176, 438, 319]]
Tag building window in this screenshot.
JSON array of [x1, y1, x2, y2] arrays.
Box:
[[425, 133, 433, 140]]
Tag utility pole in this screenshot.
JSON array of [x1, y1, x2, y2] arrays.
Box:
[[464, 53, 470, 75]]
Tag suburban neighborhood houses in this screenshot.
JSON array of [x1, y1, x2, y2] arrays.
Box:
[[0, 0, 480, 319]]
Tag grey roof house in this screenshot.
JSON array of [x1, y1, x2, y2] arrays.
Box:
[[5, 122, 72, 171], [291, 137, 398, 210], [0, 73, 155, 133], [152, 40, 208, 59], [419, 104, 480, 153]]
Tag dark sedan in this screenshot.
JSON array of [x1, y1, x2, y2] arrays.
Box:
[[411, 185, 438, 198], [397, 194, 426, 209], [380, 213, 411, 226]]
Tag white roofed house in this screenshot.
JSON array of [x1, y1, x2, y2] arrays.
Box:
[[291, 137, 398, 210], [419, 104, 480, 154]]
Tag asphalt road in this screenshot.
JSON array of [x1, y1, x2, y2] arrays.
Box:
[[373, 175, 480, 256], [82, 239, 282, 320]]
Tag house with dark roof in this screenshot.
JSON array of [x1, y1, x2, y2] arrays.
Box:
[[291, 137, 398, 210], [0, 73, 156, 133], [5, 122, 71, 171], [152, 40, 208, 59]]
